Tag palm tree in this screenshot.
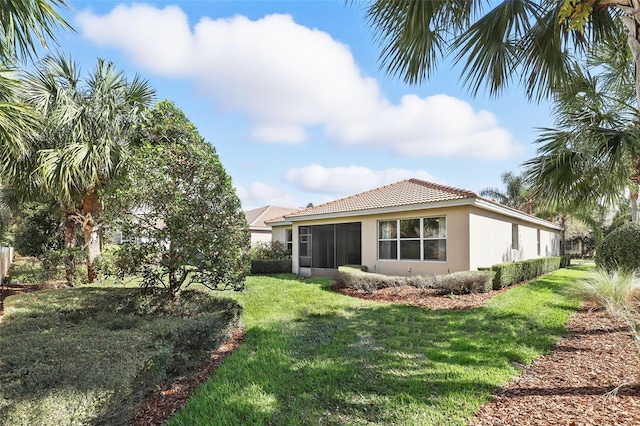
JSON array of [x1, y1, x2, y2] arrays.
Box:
[[16, 54, 155, 283], [523, 32, 640, 221], [364, 1, 630, 101], [480, 172, 535, 214], [0, 1, 70, 156]]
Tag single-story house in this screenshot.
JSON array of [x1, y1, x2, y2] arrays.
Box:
[[244, 205, 299, 247], [266, 179, 563, 278]]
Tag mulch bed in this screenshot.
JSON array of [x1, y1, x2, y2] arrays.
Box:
[[3, 279, 638, 425]]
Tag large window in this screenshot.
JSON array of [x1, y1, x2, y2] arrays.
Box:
[[378, 217, 446, 261]]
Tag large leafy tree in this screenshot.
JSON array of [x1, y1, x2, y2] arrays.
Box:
[[106, 100, 250, 299], [7, 54, 155, 284]]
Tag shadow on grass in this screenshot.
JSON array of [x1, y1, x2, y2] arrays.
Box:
[[169, 295, 577, 426]]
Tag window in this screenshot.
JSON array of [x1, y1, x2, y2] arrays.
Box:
[[299, 226, 311, 267], [536, 229, 541, 256], [512, 224, 519, 250], [378, 217, 446, 261], [285, 229, 293, 254]]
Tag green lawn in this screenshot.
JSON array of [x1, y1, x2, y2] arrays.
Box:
[[169, 267, 588, 426]]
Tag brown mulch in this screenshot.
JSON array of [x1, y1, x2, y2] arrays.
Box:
[[0, 281, 40, 317], [2, 278, 639, 425]]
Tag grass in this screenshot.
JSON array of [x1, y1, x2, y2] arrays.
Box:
[[0, 286, 242, 426], [169, 268, 588, 426]]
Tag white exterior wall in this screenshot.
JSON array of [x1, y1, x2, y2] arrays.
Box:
[[250, 230, 272, 246], [468, 208, 561, 270]]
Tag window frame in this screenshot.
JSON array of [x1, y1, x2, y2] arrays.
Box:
[[377, 216, 447, 262]]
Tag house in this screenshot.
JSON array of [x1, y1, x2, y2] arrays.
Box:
[[267, 179, 563, 278], [244, 205, 299, 247]]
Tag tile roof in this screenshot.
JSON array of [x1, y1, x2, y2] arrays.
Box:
[[245, 205, 300, 228], [284, 179, 477, 219]]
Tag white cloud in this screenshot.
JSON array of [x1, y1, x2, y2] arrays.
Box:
[[285, 165, 441, 195], [76, 4, 522, 160]]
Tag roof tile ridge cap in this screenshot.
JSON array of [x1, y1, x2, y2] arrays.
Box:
[[408, 178, 477, 197], [287, 180, 411, 216], [263, 207, 299, 223]]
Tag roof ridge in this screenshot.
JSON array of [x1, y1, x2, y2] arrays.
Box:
[[408, 178, 477, 197], [284, 179, 413, 218]]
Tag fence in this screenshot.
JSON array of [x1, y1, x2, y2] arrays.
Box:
[[0, 247, 14, 282]]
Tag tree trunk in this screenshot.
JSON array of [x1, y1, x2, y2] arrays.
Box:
[[631, 185, 639, 221], [81, 187, 102, 283], [63, 212, 76, 287], [616, 2, 640, 220]]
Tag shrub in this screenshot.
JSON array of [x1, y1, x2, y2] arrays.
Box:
[[432, 271, 495, 294], [568, 268, 640, 342], [250, 240, 290, 260], [596, 221, 640, 273], [338, 265, 406, 293], [251, 259, 292, 274], [491, 257, 562, 289]]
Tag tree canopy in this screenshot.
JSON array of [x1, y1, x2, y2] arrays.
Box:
[[106, 100, 250, 298]]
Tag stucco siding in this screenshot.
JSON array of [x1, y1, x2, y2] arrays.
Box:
[[282, 207, 471, 276], [469, 208, 562, 270], [469, 209, 515, 270], [250, 230, 272, 246]]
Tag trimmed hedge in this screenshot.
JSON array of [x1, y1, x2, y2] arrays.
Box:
[[338, 266, 495, 294], [488, 257, 562, 290], [250, 259, 292, 274], [338, 265, 407, 293], [433, 270, 495, 294]]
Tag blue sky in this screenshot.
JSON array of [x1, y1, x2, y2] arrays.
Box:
[[54, 1, 555, 210]]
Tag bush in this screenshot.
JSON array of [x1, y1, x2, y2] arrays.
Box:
[[338, 265, 407, 293], [490, 257, 562, 289], [250, 240, 290, 260], [251, 259, 292, 274], [568, 268, 640, 341], [338, 266, 493, 294], [433, 271, 495, 294], [596, 221, 640, 273]]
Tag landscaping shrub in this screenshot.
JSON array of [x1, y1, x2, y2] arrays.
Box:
[[338, 265, 407, 293], [250, 240, 290, 260], [0, 287, 242, 426], [250, 241, 292, 274], [568, 268, 640, 343], [250, 258, 292, 274], [338, 266, 493, 294], [596, 221, 640, 273], [432, 270, 495, 294], [490, 257, 562, 289]]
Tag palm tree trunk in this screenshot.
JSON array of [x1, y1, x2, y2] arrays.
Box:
[[618, 3, 640, 221], [631, 185, 639, 221], [63, 212, 76, 287], [82, 187, 102, 283]]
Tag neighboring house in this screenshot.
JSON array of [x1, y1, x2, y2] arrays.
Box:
[[245, 205, 299, 247], [267, 179, 563, 278]]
